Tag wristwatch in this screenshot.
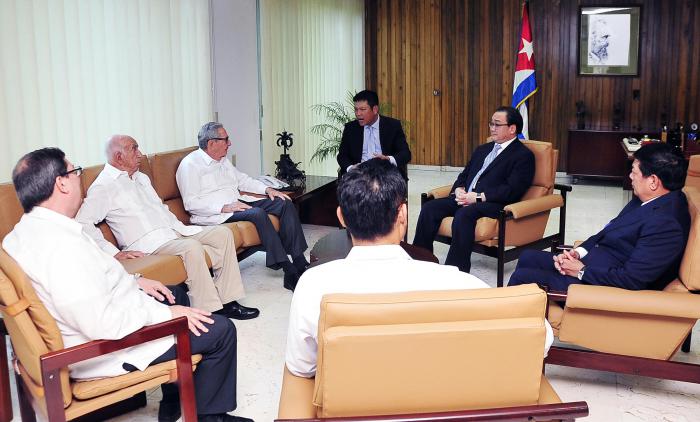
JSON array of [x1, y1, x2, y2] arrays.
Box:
[[577, 266, 586, 280], [476, 193, 484, 203]]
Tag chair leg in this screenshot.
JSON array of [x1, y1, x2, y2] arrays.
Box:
[[682, 332, 692, 353], [15, 372, 37, 422]]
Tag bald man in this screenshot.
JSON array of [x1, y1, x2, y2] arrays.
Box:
[[76, 135, 259, 320]]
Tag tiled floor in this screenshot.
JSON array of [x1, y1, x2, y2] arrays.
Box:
[[6, 168, 699, 421]]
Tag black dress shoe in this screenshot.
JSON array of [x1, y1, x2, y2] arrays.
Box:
[[198, 414, 254, 422], [283, 270, 300, 292], [158, 400, 181, 422], [215, 301, 260, 320]]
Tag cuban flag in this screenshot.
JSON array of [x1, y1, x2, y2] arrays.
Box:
[[512, 1, 538, 139]]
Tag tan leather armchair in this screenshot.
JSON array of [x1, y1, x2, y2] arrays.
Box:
[[421, 140, 571, 286], [277, 284, 588, 421], [686, 154, 700, 191], [544, 187, 700, 386], [0, 248, 201, 422]]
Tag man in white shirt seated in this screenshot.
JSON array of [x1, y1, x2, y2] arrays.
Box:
[[75, 135, 259, 320], [284, 158, 554, 378], [176, 122, 309, 291], [4, 147, 252, 422]]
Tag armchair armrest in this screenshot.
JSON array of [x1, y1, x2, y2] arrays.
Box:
[[564, 284, 700, 319], [504, 194, 563, 219], [423, 185, 452, 201], [40, 317, 197, 422]]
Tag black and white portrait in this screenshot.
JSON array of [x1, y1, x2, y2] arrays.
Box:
[[587, 14, 631, 66]]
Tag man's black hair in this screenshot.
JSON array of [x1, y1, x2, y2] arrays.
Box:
[[336, 158, 407, 241], [634, 143, 687, 191], [353, 90, 380, 108], [12, 147, 68, 213], [495, 106, 523, 135]]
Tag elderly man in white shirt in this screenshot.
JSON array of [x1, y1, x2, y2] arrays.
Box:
[[4, 147, 252, 422], [75, 135, 258, 320], [176, 122, 308, 291], [285, 159, 553, 378]]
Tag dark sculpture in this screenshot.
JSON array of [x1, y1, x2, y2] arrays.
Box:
[[575, 101, 586, 130], [274, 131, 306, 190]]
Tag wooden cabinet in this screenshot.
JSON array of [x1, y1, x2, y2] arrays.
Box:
[[567, 129, 659, 182]]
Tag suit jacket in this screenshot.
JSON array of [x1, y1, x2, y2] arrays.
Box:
[[337, 115, 411, 179], [579, 190, 690, 290], [451, 139, 535, 206]]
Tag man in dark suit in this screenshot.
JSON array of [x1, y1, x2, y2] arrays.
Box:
[[413, 106, 535, 273], [509, 143, 689, 291], [337, 90, 411, 179]]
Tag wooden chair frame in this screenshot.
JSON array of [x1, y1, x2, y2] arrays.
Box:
[[421, 183, 572, 287], [13, 316, 197, 422], [275, 401, 589, 421]]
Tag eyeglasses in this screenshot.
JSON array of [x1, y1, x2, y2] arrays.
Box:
[[488, 122, 509, 129], [61, 166, 83, 177], [210, 137, 230, 142]]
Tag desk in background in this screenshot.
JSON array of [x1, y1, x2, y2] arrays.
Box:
[[568, 129, 659, 184]]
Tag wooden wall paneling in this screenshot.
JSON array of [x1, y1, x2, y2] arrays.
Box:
[[365, 0, 699, 170]]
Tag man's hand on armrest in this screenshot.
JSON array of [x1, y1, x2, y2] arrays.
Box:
[[115, 250, 145, 260], [170, 305, 214, 336]]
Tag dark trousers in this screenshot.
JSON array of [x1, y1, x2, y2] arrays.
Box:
[[225, 197, 308, 269], [508, 249, 581, 291], [141, 286, 238, 416], [413, 197, 502, 272]]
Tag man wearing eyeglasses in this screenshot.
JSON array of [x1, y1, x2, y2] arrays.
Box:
[[176, 122, 309, 292], [413, 106, 535, 273], [76, 135, 259, 321]]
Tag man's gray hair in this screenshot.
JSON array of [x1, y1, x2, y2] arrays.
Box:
[[198, 122, 224, 150]]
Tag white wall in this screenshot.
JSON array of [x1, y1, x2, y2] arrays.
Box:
[[211, 0, 262, 175]]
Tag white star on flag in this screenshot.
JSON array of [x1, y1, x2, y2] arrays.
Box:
[[519, 38, 533, 61]]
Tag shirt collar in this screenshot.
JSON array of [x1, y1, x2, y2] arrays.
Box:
[[196, 148, 218, 165], [28, 206, 84, 235], [494, 137, 517, 151], [103, 162, 141, 181], [345, 244, 412, 261], [366, 115, 381, 132]]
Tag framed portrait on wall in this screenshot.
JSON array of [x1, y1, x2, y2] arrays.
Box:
[[578, 6, 641, 76]]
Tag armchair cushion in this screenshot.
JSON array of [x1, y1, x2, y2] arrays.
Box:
[[313, 285, 549, 418], [0, 249, 72, 407]]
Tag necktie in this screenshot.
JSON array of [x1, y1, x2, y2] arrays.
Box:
[[468, 143, 502, 192]]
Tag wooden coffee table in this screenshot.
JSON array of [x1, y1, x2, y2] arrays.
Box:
[[287, 175, 340, 227], [310, 229, 438, 267]]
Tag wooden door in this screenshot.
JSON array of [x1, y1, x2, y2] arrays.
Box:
[[369, 0, 444, 166]]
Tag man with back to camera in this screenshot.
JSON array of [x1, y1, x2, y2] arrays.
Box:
[[284, 158, 553, 378], [413, 106, 535, 273], [509, 142, 690, 292], [337, 89, 412, 179], [176, 122, 309, 291], [3, 147, 253, 422], [75, 134, 259, 320]]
